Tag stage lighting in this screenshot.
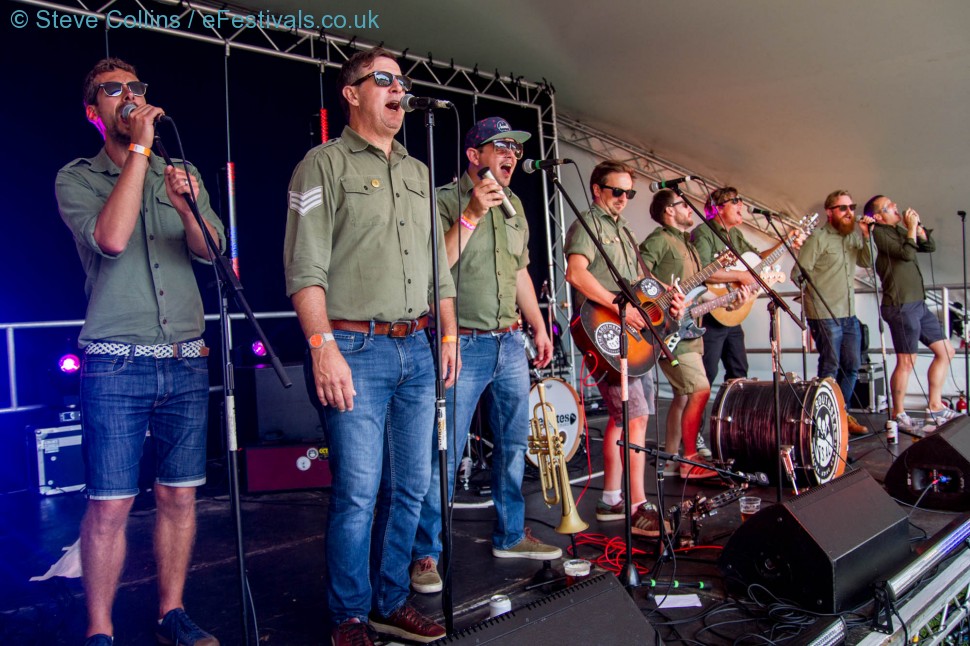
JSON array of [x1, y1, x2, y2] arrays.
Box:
[[58, 354, 80, 374], [251, 340, 267, 357]]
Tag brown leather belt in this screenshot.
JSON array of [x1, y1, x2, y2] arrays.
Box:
[[458, 322, 521, 335], [331, 318, 429, 338]]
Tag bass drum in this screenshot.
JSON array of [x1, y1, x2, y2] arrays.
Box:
[[526, 378, 584, 468], [710, 377, 847, 488]]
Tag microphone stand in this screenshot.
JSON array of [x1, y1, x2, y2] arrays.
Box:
[[541, 166, 679, 591], [153, 129, 290, 646], [864, 226, 893, 426], [676, 190, 803, 505], [960, 211, 969, 396]]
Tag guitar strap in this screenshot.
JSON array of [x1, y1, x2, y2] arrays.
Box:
[[623, 228, 655, 282]]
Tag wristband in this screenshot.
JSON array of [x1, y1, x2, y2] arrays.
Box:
[[459, 216, 477, 231], [308, 332, 335, 349], [128, 143, 151, 158], [441, 335, 458, 344]]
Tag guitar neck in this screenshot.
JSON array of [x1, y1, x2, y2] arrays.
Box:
[[756, 230, 799, 270], [687, 290, 741, 319], [681, 255, 729, 293]]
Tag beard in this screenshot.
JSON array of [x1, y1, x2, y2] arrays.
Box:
[[834, 216, 856, 236]]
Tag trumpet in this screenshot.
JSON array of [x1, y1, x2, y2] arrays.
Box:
[[528, 381, 588, 535]]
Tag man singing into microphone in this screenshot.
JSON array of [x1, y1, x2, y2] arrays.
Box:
[[410, 117, 560, 596], [56, 58, 224, 646], [866, 196, 961, 429]]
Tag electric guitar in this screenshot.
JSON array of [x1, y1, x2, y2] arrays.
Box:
[[663, 272, 787, 353], [571, 248, 735, 381], [707, 213, 818, 327]]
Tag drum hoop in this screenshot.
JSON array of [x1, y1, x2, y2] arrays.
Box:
[[527, 377, 585, 465]]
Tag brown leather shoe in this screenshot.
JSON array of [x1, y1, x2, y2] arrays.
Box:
[[369, 604, 445, 644], [846, 415, 868, 435], [331, 619, 377, 646]]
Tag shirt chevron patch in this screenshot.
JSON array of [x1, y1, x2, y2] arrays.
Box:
[[289, 187, 323, 216]]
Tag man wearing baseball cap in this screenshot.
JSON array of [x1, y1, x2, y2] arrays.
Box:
[[410, 117, 560, 595]]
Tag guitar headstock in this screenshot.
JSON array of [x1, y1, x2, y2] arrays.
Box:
[[799, 212, 820, 234], [715, 247, 736, 267]]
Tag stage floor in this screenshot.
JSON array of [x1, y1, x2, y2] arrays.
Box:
[[1, 403, 964, 645]]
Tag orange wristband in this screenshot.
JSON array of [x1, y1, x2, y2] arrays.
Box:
[[128, 143, 151, 158]]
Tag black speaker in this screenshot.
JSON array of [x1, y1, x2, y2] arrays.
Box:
[[436, 573, 661, 644], [235, 364, 324, 444], [885, 415, 970, 511], [719, 468, 910, 613]]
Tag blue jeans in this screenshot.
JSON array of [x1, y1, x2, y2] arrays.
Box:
[[305, 329, 435, 625], [807, 317, 861, 407], [413, 330, 530, 562], [80, 352, 209, 499]]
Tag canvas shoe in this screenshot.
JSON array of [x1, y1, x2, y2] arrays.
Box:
[[695, 433, 712, 459], [492, 528, 563, 560], [156, 608, 219, 646], [410, 557, 442, 594], [595, 499, 625, 522]]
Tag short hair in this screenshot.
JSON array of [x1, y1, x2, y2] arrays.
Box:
[[83, 58, 137, 107], [337, 47, 398, 119], [649, 189, 678, 225], [824, 189, 852, 210], [589, 160, 635, 194], [704, 186, 738, 220], [863, 195, 886, 217]]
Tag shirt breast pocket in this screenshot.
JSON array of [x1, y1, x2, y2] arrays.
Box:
[[506, 221, 526, 257], [340, 176, 386, 227], [403, 177, 430, 237]]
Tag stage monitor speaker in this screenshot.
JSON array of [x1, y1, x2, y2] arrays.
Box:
[[719, 468, 910, 613], [244, 443, 332, 493], [884, 415, 970, 511], [436, 573, 661, 644], [235, 363, 324, 445]]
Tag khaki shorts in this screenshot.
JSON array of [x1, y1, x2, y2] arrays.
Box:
[[596, 370, 656, 422], [659, 351, 709, 396]]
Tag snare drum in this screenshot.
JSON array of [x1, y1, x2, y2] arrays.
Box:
[[710, 377, 847, 487], [526, 378, 584, 468]]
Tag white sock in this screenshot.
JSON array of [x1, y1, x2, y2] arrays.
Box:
[[602, 489, 622, 506]]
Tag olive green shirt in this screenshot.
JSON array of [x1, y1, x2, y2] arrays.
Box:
[[638, 225, 704, 355], [690, 220, 758, 266], [437, 172, 529, 330], [792, 221, 873, 319], [56, 148, 226, 347], [564, 204, 641, 307], [284, 126, 455, 321], [872, 224, 936, 307]]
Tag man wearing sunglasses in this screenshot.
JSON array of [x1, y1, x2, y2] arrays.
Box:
[[793, 190, 873, 433], [410, 117, 560, 596], [565, 160, 670, 536], [865, 196, 961, 430], [284, 47, 457, 645], [55, 58, 225, 646]]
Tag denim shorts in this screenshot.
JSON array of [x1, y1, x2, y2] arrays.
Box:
[[881, 301, 945, 354], [80, 352, 210, 499]]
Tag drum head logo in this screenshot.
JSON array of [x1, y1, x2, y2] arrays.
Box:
[[594, 322, 622, 357], [810, 382, 841, 482]]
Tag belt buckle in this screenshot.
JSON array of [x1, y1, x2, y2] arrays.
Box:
[[388, 320, 412, 338]]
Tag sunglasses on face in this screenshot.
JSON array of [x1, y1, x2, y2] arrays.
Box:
[[484, 140, 524, 160], [669, 200, 686, 208], [830, 204, 857, 213], [98, 81, 148, 97], [600, 184, 637, 199], [351, 70, 413, 92], [718, 197, 744, 206]]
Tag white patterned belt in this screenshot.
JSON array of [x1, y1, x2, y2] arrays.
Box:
[[84, 338, 208, 359]]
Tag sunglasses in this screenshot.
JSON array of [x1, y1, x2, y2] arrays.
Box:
[[484, 140, 524, 160], [718, 197, 744, 206], [98, 81, 148, 97], [830, 204, 857, 213], [600, 184, 637, 199], [669, 200, 686, 208], [351, 70, 413, 92]]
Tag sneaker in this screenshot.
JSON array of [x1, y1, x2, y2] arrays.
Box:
[[492, 527, 563, 560], [595, 499, 625, 522], [331, 619, 377, 646], [84, 636, 113, 646], [369, 604, 445, 644], [846, 415, 868, 436], [895, 412, 918, 432], [631, 502, 671, 537], [156, 608, 219, 646], [679, 453, 719, 480], [410, 557, 442, 594], [695, 434, 712, 459], [926, 406, 964, 426], [662, 462, 679, 477]]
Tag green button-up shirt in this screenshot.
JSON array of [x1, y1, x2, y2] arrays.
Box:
[[639, 225, 704, 355], [437, 172, 528, 330], [792, 221, 873, 319], [56, 148, 226, 347], [872, 224, 936, 307], [564, 204, 641, 307], [691, 220, 758, 266], [284, 126, 455, 321]]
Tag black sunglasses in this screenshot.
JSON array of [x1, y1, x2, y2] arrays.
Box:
[[600, 184, 636, 199], [830, 204, 857, 213], [98, 81, 148, 97], [718, 197, 744, 206], [351, 70, 413, 92]]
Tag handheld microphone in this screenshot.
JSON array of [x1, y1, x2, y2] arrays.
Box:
[[399, 94, 453, 112], [521, 158, 572, 174], [477, 167, 516, 219], [649, 175, 693, 192], [121, 103, 171, 125]]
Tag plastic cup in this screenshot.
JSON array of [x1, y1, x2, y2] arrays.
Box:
[[563, 559, 591, 586], [739, 496, 761, 523]]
